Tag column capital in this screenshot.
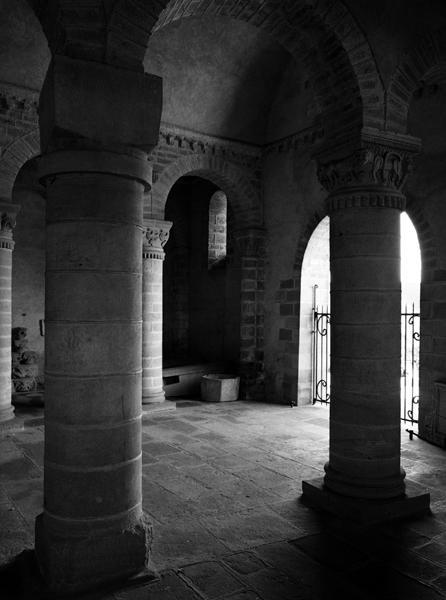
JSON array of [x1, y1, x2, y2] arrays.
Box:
[[315, 128, 421, 206], [233, 227, 266, 258], [143, 219, 172, 260], [0, 201, 19, 250]]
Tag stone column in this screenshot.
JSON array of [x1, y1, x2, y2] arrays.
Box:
[[34, 55, 162, 593], [303, 131, 430, 522], [234, 228, 265, 400], [0, 203, 18, 423], [142, 219, 172, 406]]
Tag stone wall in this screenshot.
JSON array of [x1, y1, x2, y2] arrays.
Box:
[[262, 129, 326, 405], [11, 186, 45, 383]]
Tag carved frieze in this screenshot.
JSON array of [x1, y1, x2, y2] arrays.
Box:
[[317, 145, 417, 194], [315, 129, 421, 204], [143, 219, 173, 260], [156, 123, 262, 170]]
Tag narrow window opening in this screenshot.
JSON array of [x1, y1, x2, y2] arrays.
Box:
[[208, 190, 227, 269]]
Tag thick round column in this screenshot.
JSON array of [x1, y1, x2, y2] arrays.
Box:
[[0, 204, 18, 423], [142, 220, 171, 404], [324, 201, 405, 499], [35, 150, 152, 593]]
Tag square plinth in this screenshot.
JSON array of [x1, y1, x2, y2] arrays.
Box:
[[35, 513, 153, 596], [302, 477, 430, 525], [142, 401, 177, 419]]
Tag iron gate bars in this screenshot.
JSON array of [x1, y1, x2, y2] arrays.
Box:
[[311, 306, 331, 405], [311, 302, 420, 433], [401, 304, 420, 435]]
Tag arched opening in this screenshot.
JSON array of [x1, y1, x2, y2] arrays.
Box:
[[297, 213, 422, 425], [401, 212, 422, 428], [162, 175, 239, 397], [297, 216, 330, 405]]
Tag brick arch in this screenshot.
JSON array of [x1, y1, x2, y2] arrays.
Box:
[[293, 208, 329, 274], [293, 205, 436, 277], [0, 129, 40, 200], [387, 29, 446, 133], [107, 0, 384, 134], [150, 154, 262, 228], [405, 198, 439, 279]]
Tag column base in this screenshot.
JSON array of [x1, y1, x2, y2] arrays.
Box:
[[0, 404, 15, 422], [142, 401, 176, 418], [142, 390, 166, 404], [0, 406, 23, 432], [35, 512, 153, 595], [302, 477, 430, 525]]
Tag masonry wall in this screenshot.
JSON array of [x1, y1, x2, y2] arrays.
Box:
[[11, 186, 45, 382], [262, 142, 326, 405]]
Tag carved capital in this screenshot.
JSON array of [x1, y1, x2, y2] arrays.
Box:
[[234, 228, 266, 258], [315, 129, 421, 199], [0, 202, 19, 250], [143, 219, 173, 260]]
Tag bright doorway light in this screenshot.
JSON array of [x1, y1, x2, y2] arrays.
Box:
[[401, 212, 421, 309]]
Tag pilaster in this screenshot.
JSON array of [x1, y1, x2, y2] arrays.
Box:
[[142, 219, 172, 408]]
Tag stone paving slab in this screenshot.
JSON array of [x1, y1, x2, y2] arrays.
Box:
[[2, 402, 446, 599]]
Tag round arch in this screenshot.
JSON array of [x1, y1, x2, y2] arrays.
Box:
[[297, 215, 330, 405], [149, 153, 262, 228], [0, 128, 40, 200], [107, 0, 384, 134], [387, 28, 446, 133]]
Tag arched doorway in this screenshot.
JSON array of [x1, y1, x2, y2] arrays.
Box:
[[298, 213, 422, 429], [162, 175, 239, 397], [400, 212, 422, 430], [297, 216, 330, 405]]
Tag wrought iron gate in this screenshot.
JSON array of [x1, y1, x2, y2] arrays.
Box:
[[401, 305, 420, 430], [311, 302, 420, 430], [311, 306, 331, 405]]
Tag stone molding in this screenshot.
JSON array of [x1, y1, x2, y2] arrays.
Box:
[[315, 129, 421, 197], [263, 125, 324, 156], [38, 150, 153, 190], [155, 122, 261, 175], [327, 192, 406, 212], [143, 219, 172, 260], [0, 202, 19, 250]]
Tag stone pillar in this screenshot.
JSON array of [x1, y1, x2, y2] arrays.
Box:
[[234, 228, 265, 400], [0, 203, 18, 423], [303, 131, 430, 522], [142, 219, 172, 406], [34, 55, 162, 593]]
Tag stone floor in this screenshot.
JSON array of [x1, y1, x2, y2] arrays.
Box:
[[1, 400, 446, 599]]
